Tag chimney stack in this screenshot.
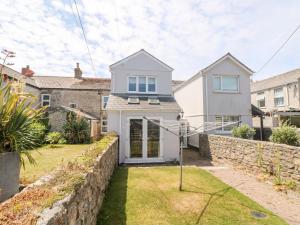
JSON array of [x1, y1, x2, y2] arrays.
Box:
[[74, 63, 82, 79], [21, 65, 34, 77]]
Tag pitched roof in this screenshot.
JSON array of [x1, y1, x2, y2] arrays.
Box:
[[1, 65, 37, 87], [31, 76, 111, 90], [106, 94, 181, 111], [109, 49, 174, 71], [60, 105, 99, 120], [251, 68, 300, 93], [201, 52, 253, 74], [174, 52, 253, 92]]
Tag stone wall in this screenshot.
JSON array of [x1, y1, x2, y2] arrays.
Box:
[[37, 137, 119, 225], [198, 134, 300, 185]]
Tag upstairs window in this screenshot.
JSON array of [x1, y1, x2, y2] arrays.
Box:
[[128, 76, 156, 93], [148, 77, 156, 92], [102, 96, 109, 109], [128, 77, 137, 92], [213, 75, 239, 92], [139, 77, 146, 92], [274, 87, 284, 106], [256, 92, 265, 108], [41, 94, 51, 107]]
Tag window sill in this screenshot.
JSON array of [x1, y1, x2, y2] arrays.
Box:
[[213, 90, 240, 94]]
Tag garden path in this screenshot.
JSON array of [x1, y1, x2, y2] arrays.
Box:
[[184, 149, 300, 225]]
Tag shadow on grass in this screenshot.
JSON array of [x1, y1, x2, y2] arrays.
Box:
[[183, 182, 278, 224], [97, 166, 128, 225]]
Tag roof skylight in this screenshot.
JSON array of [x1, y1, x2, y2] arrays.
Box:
[[128, 96, 140, 104]]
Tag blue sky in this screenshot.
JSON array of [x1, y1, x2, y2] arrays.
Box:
[[0, 0, 300, 81]]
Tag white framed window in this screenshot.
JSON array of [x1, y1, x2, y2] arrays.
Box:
[[215, 115, 240, 132], [69, 103, 77, 108], [256, 92, 265, 108], [101, 116, 108, 133], [102, 96, 109, 109], [138, 77, 147, 92], [128, 77, 137, 92], [148, 77, 156, 93], [41, 94, 51, 107], [274, 87, 284, 107], [127, 76, 157, 93], [213, 75, 239, 92]]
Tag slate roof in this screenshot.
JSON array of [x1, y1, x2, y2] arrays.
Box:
[[251, 68, 300, 93], [60, 105, 98, 120], [32, 76, 111, 90], [106, 94, 181, 111], [2, 65, 183, 91]]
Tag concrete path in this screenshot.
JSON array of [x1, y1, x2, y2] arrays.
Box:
[[183, 149, 300, 225]]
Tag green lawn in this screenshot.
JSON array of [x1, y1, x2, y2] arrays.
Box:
[[20, 144, 91, 184], [98, 166, 288, 225]]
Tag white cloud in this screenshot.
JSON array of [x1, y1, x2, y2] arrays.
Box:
[[0, 0, 300, 80]]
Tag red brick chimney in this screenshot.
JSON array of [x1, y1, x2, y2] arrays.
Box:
[[74, 63, 82, 79], [21, 65, 34, 77]]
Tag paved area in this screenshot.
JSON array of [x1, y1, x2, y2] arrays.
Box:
[[183, 148, 300, 225]]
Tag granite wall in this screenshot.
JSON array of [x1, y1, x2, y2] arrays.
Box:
[[198, 134, 300, 185]]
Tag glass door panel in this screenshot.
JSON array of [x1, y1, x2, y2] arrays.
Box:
[[147, 120, 160, 158], [130, 119, 143, 158]]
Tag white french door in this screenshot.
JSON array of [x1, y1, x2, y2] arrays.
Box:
[[126, 117, 163, 163]]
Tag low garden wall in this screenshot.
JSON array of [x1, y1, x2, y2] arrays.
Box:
[[198, 134, 300, 185], [37, 137, 119, 225]]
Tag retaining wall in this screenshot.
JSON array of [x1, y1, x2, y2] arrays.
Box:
[[198, 134, 300, 184], [37, 137, 119, 225]]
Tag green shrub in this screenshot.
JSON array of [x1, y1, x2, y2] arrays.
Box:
[[63, 112, 91, 144], [232, 124, 256, 139], [29, 122, 47, 146], [58, 138, 67, 144], [270, 122, 299, 146], [45, 132, 63, 144]]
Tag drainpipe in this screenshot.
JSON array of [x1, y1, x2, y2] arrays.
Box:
[[118, 110, 122, 165], [205, 75, 209, 122]]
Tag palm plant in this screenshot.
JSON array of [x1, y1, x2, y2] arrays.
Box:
[[0, 77, 46, 167]]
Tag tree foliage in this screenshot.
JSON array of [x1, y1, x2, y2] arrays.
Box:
[[63, 112, 91, 144]]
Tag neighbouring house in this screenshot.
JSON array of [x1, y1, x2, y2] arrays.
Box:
[[1, 64, 111, 138], [174, 53, 253, 148], [107, 49, 181, 164], [251, 69, 300, 128]]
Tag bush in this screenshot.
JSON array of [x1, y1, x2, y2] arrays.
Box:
[[270, 122, 299, 146], [45, 132, 63, 144], [232, 124, 256, 139], [63, 112, 91, 144], [29, 122, 47, 146]]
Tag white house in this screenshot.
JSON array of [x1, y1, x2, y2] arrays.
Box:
[[174, 53, 253, 147], [107, 49, 181, 164]]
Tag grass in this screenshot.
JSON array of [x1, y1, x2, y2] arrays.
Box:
[[98, 166, 288, 225], [20, 144, 91, 184]]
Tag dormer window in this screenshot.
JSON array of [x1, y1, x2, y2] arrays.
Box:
[[148, 77, 156, 92], [128, 77, 137, 92], [128, 76, 157, 93], [139, 77, 146, 92]]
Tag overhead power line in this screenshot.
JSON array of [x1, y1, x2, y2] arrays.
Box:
[[256, 24, 300, 74], [72, 0, 96, 76]]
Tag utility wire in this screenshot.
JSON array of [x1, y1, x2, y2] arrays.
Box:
[[256, 24, 300, 74], [72, 0, 97, 76]]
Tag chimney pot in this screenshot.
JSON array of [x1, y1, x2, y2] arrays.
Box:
[[74, 63, 82, 79], [21, 65, 34, 77]]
